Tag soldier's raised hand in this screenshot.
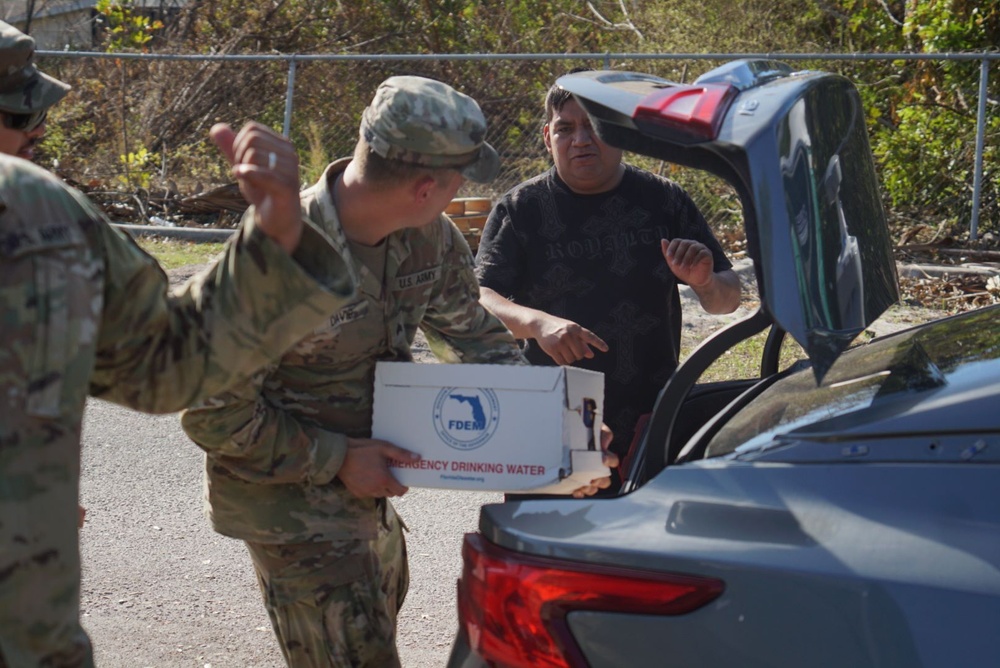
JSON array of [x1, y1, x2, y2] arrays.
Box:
[[211, 122, 302, 254]]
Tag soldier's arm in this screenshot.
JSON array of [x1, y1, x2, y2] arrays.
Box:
[[89, 121, 358, 413], [88, 208, 357, 413], [180, 368, 349, 486], [420, 221, 527, 365]]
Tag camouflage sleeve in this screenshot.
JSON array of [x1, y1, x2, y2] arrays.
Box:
[[89, 209, 358, 413], [180, 367, 348, 485], [420, 220, 527, 365]]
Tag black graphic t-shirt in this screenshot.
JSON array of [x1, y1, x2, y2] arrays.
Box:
[[475, 165, 732, 456]]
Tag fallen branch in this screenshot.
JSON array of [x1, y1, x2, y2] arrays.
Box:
[[896, 245, 1000, 262], [941, 291, 995, 302]]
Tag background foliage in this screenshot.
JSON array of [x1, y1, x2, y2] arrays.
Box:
[[31, 0, 999, 240]]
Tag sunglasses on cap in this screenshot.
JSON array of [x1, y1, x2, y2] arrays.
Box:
[[1, 109, 48, 132]]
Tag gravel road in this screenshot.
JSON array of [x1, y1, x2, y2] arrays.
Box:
[[79, 263, 502, 667], [79, 400, 501, 667]]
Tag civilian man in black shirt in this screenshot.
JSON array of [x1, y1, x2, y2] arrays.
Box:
[[476, 78, 741, 493]]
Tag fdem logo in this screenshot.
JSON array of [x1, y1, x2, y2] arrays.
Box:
[[433, 387, 500, 451]]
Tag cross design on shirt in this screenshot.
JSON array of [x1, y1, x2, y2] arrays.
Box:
[[526, 264, 596, 310], [581, 196, 650, 236], [653, 259, 674, 284], [596, 301, 660, 384], [581, 196, 652, 277], [526, 186, 566, 241]]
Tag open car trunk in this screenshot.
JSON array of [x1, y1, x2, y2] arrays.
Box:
[[554, 61, 901, 487]]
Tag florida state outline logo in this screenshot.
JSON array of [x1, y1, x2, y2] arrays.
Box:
[[432, 387, 500, 451]]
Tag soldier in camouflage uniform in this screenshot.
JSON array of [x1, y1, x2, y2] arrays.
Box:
[[0, 21, 88, 530], [0, 24, 59, 162], [182, 76, 615, 668], [0, 21, 361, 668]]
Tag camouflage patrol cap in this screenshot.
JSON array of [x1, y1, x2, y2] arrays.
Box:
[[0, 21, 70, 115], [361, 75, 500, 183]]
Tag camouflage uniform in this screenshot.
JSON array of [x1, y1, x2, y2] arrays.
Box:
[[0, 155, 359, 668], [359, 75, 500, 182], [181, 74, 524, 668]]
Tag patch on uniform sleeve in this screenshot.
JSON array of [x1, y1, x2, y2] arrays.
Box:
[[329, 300, 369, 327], [394, 266, 441, 291], [0, 223, 84, 257]]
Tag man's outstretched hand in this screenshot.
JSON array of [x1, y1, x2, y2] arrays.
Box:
[[662, 238, 715, 288], [533, 313, 609, 366], [662, 238, 742, 314], [211, 122, 302, 254]]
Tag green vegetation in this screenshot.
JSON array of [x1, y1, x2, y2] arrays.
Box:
[[136, 237, 225, 270], [831, 1, 999, 236], [684, 330, 807, 384], [96, 0, 163, 51], [118, 147, 160, 190], [32, 0, 998, 239]]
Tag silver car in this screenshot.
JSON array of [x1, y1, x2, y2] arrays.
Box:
[[449, 61, 1000, 668]]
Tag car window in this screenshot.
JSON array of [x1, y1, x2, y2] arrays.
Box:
[[704, 307, 1000, 458]]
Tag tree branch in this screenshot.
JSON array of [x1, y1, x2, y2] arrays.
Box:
[[583, 0, 644, 41], [875, 0, 904, 27]]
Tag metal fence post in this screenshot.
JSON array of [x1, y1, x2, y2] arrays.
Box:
[[970, 58, 990, 242], [282, 56, 298, 137]]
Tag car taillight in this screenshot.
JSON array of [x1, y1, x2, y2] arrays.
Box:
[[633, 83, 737, 141], [457, 533, 725, 668]]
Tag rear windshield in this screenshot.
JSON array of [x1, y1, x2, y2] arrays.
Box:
[[705, 307, 1000, 458]]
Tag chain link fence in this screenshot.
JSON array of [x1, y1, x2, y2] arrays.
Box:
[[37, 51, 998, 245]]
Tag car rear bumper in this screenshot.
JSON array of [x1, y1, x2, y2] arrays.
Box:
[[446, 626, 487, 668]]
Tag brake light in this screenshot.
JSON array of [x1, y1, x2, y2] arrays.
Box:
[[633, 83, 737, 140], [457, 533, 725, 668]]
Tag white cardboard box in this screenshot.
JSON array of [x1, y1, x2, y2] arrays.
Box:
[[372, 362, 608, 493]]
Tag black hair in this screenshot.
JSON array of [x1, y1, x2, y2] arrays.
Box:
[[544, 67, 594, 122]]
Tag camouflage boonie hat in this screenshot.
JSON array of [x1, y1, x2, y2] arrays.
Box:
[[0, 21, 71, 114], [361, 75, 500, 183]]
